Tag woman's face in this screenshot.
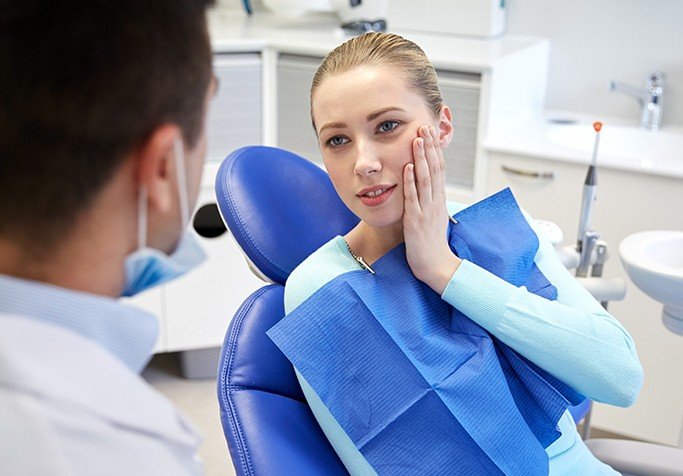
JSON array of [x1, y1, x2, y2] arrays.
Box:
[[312, 65, 452, 232]]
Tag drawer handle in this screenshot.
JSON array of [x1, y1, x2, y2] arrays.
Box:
[[501, 165, 555, 180]]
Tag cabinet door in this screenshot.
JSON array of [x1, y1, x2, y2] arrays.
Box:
[[277, 54, 323, 163], [438, 71, 481, 191], [163, 183, 265, 352], [206, 54, 262, 163]]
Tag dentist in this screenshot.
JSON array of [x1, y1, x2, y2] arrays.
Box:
[[0, 1, 216, 474]]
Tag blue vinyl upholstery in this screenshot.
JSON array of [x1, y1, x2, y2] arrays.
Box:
[[215, 145, 358, 285], [217, 284, 347, 475], [215, 146, 357, 475]]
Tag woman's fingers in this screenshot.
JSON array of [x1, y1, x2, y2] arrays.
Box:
[[426, 126, 446, 201], [411, 125, 448, 208], [435, 127, 447, 197], [413, 127, 432, 204], [403, 162, 421, 215]]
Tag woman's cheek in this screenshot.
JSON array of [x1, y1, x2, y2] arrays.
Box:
[[390, 139, 414, 170]]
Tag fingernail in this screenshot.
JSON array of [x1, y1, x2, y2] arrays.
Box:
[[430, 127, 437, 138], [417, 138, 423, 150]]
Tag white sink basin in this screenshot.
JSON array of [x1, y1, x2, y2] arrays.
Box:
[[620, 231, 683, 334], [546, 124, 683, 165]]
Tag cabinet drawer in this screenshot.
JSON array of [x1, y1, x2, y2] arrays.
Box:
[[486, 153, 585, 238]]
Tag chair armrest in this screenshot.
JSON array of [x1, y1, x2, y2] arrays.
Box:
[[573, 277, 626, 302], [586, 438, 683, 476]]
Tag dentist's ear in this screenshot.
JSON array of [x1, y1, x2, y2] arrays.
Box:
[[437, 105, 454, 149], [135, 124, 182, 215]]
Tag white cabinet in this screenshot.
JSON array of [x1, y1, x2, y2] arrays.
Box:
[[276, 55, 481, 192], [486, 154, 586, 239], [277, 55, 323, 163], [439, 71, 481, 191], [124, 54, 265, 358], [206, 54, 262, 162], [486, 152, 683, 446], [164, 182, 265, 352]]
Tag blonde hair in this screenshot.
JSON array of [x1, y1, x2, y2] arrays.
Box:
[[310, 32, 443, 129]]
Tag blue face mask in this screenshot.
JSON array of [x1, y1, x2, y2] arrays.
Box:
[[121, 137, 207, 298]]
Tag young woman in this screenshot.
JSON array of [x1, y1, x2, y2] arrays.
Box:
[[283, 32, 642, 475]]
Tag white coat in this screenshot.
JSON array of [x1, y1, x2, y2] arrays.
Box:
[[0, 314, 203, 476]]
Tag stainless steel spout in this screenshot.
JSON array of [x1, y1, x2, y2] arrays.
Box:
[[609, 72, 665, 131]]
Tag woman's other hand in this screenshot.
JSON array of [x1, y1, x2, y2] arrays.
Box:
[[403, 126, 461, 294]]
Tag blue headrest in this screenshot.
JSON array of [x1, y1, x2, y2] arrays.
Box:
[[215, 146, 359, 285]]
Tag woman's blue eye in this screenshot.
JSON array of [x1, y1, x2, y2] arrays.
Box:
[[327, 136, 348, 147], [378, 121, 399, 133]]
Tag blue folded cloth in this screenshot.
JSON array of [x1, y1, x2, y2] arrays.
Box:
[[268, 188, 583, 475]]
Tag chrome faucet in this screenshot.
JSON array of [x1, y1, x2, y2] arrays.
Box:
[[609, 72, 665, 131]]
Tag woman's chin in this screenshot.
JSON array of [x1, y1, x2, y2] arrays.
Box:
[[360, 211, 404, 232]]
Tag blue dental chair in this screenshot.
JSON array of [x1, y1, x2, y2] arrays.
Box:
[[214, 146, 357, 475], [214, 146, 682, 476]]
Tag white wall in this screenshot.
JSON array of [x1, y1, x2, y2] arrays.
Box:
[[506, 0, 683, 126]]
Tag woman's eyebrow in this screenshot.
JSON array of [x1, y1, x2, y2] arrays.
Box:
[[318, 122, 347, 135], [367, 107, 407, 121]]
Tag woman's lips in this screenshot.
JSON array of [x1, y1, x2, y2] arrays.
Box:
[[358, 185, 397, 207]]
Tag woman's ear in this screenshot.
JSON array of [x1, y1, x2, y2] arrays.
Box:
[[134, 124, 181, 215], [437, 105, 454, 149]]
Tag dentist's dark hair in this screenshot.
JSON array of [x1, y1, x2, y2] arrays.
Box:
[[310, 32, 444, 131], [0, 0, 214, 252]]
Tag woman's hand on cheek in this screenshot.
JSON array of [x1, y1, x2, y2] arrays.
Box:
[[403, 126, 461, 295]]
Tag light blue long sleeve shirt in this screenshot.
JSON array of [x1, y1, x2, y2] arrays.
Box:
[[283, 202, 643, 475]]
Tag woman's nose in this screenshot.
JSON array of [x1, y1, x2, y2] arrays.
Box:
[[353, 143, 381, 176]]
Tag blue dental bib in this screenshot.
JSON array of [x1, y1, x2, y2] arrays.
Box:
[[268, 188, 583, 475]]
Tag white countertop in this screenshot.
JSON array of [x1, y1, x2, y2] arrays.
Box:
[[484, 112, 683, 179], [208, 9, 547, 72]]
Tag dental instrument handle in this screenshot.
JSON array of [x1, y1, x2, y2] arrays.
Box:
[[576, 183, 597, 252], [576, 122, 602, 252], [576, 230, 599, 278]]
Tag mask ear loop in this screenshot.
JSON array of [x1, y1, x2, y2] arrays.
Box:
[[174, 136, 190, 230], [138, 186, 148, 250]]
